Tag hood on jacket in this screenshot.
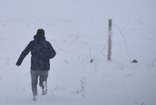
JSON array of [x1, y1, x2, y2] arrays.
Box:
[[34, 34, 46, 42]]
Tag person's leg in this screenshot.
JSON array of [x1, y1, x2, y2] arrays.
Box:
[[30, 70, 39, 98], [39, 71, 49, 95]]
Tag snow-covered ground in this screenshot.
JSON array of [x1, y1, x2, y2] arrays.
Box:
[[0, 0, 156, 105]]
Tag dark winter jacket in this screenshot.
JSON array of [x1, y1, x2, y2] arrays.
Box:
[[16, 34, 56, 71]]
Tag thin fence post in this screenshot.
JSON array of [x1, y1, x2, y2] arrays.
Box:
[[107, 19, 112, 61]]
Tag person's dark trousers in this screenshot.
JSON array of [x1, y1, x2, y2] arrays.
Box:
[[30, 70, 49, 97]]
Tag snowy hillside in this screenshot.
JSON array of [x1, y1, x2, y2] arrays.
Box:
[[0, 0, 156, 105]]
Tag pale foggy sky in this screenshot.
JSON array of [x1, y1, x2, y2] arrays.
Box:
[[0, 0, 156, 21]]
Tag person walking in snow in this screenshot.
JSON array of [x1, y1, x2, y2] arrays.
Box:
[[16, 29, 56, 101]]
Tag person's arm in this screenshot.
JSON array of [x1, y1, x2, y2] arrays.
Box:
[[16, 42, 32, 66], [48, 42, 56, 59]]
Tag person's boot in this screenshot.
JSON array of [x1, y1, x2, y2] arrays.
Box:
[[32, 96, 37, 101], [42, 81, 48, 95]]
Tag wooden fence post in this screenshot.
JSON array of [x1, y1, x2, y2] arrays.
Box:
[[107, 19, 112, 61]]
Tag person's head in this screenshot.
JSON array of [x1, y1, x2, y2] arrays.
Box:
[[36, 29, 45, 35]]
